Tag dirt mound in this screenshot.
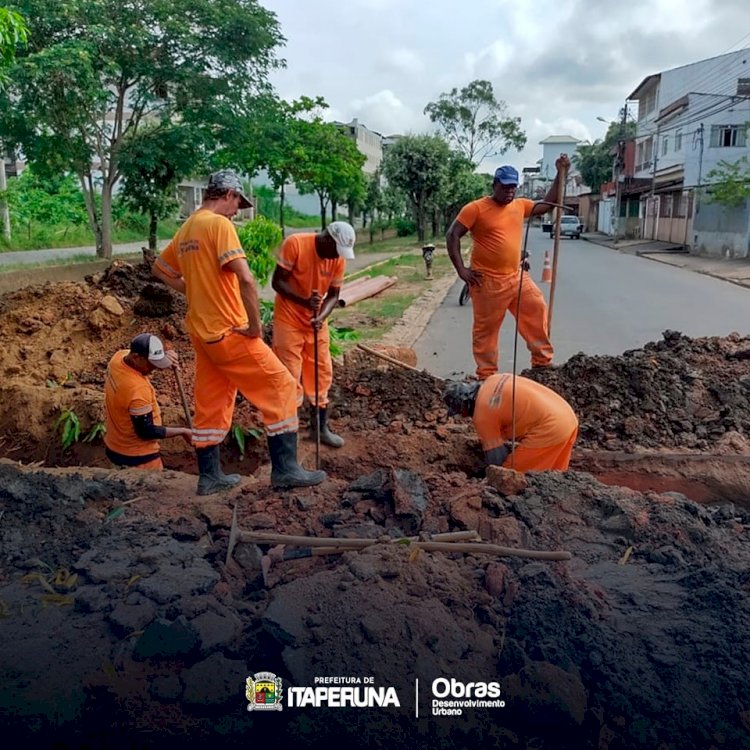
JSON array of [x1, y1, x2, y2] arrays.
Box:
[[526, 330, 750, 452], [1, 459, 749, 749]]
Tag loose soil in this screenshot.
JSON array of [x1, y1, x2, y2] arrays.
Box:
[[1, 261, 749, 749]]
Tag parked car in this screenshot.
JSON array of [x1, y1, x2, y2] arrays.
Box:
[[544, 215, 582, 239]]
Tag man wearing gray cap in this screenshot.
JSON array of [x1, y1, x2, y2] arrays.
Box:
[[271, 221, 355, 448], [153, 169, 326, 494]]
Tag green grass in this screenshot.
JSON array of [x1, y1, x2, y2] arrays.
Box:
[[0, 252, 142, 273], [0, 218, 181, 253]]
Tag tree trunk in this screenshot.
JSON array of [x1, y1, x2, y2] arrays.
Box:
[[279, 183, 285, 235], [0, 154, 10, 242], [149, 210, 158, 250], [331, 200, 338, 223], [414, 198, 425, 243], [431, 206, 439, 238], [100, 182, 114, 260], [78, 173, 104, 257], [319, 194, 328, 230]]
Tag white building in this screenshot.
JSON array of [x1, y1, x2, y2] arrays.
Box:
[[627, 47, 750, 254]]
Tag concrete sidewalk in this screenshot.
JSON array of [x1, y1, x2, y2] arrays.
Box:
[[583, 232, 750, 290]]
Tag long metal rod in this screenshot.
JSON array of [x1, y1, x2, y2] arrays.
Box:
[[312, 288, 321, 470]]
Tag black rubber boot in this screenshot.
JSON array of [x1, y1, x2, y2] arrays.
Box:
[[268, 432, 326, 488], [196, 445, 241, 496], [310, 406, 344, 448]]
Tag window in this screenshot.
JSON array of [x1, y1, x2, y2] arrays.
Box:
[[675, 129, 682, 151], [638, 89, 657, 119], [709, 125, 747, 148], [737, 78, 750, 96], [662, 136, 669, 156]]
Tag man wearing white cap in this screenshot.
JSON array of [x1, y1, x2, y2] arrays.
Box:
[[103, 333, 192, 470], [271, 221, 356, 448]]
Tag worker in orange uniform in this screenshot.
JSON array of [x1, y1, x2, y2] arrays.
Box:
[[152, 170, 325, 494], [446, 155, 571, 379], [271, 221, 355, 448], [104, 333, 192, 470], [443, 374, 578, 472]]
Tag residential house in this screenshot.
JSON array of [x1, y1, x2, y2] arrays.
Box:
[[537, 135, 591, 218], [626, 48, 750, 255]]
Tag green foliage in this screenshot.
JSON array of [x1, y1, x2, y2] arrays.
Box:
[[573, 117, 637, 192], [394, 217, 416, 236], [83, 421, 106, 443], [3, 168, 88, 240], [252, 184, 317, 227], [231, 423, 263, 459], [0, 0, 284, 257], [0, 7, 28, 76], [259, 299, 275, 326], [118, 124, 201, 249], [295, 121, 367, 229], [381, 135, 451, 242], [329, 325, 360, 356], [705, 157, 750, 208], [238, 216, 282, 287], [55, 408, 81, 450], [424, 79, 526, 166]]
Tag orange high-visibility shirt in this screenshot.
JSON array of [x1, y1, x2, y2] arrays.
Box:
[[103, 351, 162, 457], [456, 197, 534, 277], [472, 373, 578, 451], [274, 233, 346, 328], [155, 209, 248, 342]]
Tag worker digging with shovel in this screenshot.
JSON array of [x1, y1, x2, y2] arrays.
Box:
[[271, 221, 356, 457]]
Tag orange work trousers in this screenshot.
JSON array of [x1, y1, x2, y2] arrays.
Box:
[[111, 456, 164, 471], [273, 319, 332, 407], [190, 332, 298, 447], [470, 271, 553, 379], [503, 428, 578, 473]]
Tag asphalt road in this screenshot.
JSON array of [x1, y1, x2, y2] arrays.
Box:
[[414, 228, 750, 379]]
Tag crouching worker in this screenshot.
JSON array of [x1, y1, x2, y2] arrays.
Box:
[[104, 333, 192, 470], [443, 373, 578, 472], [272, 221, 355, 448]]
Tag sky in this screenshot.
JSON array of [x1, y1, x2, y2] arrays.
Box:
[[260, 0, 750, 177]]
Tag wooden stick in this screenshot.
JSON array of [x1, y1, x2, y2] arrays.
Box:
[[356, 343, 435, 377], [547, 163, 568, 333], [174, 367, 192, 429], [238, 530, 570, 560]]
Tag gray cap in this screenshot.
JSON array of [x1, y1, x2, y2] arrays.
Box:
[[207, 170, 253, 208]]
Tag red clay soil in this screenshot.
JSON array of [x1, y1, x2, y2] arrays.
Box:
[[1, 261, 750, 749]]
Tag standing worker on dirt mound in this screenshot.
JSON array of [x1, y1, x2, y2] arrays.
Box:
[[446, 155, 570, 379], [271, 221, 355, 449], [443, 374, 578, 472], [152, 170, 326, 494], [103, 333, 193, 470]]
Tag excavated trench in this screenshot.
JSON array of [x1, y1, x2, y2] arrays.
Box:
[[1, 266, 750, 748]]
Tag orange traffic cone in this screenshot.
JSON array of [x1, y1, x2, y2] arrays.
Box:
[[541, 250, 552, 283]]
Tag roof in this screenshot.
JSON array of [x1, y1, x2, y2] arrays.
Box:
[[539, 135, 582, 144], [628, 73, 661, 101]]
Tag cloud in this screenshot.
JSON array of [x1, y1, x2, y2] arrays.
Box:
[[348, 89, 426, 134], [383, 48, 424, 74]]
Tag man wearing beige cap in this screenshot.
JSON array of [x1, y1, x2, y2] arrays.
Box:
[[271, 221, 356, 448], [104, 333, 192, 470]]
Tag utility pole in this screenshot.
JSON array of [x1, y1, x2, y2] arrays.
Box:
[[695, 123, 705, 213], [613, 103, 628, 239]]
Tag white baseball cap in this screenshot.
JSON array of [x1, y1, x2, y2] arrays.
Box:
[[130, 333, 171, 369], [326, 221, 356, 260]]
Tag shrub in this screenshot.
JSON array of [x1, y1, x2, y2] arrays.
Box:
[[238, 216, 283, 287], [394, 217, 416, 236]]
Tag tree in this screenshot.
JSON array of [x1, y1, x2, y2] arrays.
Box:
[[118, 124, 201, 249], [434, 151, 488, 233], [705, 156, 750, 208], [381, 135, 451, 242], [0, 0, 284, 258], [295, 121, 366, 230], [0, 6, 27, 242], [574, 118, 637, 193], [424, 79, 526, 167]]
